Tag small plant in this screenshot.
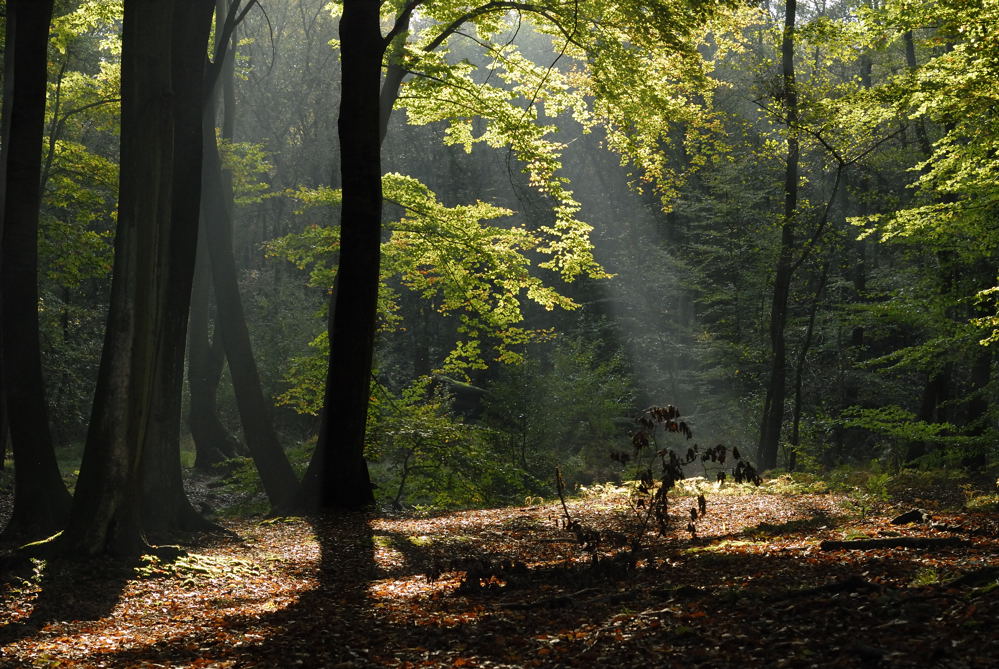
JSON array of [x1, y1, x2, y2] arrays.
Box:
[[556, 404, 761, 558], [614, 405, 761, 540], [910, 566, 942, 587]]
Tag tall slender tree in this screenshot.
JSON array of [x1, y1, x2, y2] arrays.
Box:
[[0, 0, 73, 540], [299, 0, 384, 509], [757, 0, 799, 471], [188, 0, 244, 471], [299, 0, 724, 509], [197, 0, 301, 507]]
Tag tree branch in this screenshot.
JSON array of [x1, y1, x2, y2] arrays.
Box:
[[424, 1, 583, 54]]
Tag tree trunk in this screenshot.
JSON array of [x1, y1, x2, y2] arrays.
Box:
[[188, 0, 243, 471], [0, 0, 9, 476], [757, 0, 798, 471], [0, 403, 7, 471], [188, 233, 240, 470], [0, 0, 73, 541], [201, 97, 300, 508], [789, 260, 829, 472], [299, 0, 384, 510], [961, 289, 993, 471], [60, 0, 198, 557], [902, 31, 932, 157], [140, 0, 217, 539]]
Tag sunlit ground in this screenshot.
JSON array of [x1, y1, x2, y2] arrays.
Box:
[[2, 483, 997, 667]]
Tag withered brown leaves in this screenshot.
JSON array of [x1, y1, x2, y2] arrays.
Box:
[[2, 488, 997, 668]]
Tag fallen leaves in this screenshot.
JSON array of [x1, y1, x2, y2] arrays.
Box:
[[1, 489, 997, 668]]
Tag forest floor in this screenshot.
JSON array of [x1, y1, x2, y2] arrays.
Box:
[[1, 477, 998, 668]]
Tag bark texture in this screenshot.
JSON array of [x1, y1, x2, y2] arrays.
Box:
[[62, 0, 211, 556], [141, 0, 218, 538]]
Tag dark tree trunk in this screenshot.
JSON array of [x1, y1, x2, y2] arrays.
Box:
[[789, 261, 829, 472], [201, 97, 300, 508], [0, 0, 9, 475], [908, 250, 957, 463], [60, 0, 208, 557], [758, 0, 798, 471], [62, 0, 175, 557], [0, 0, 73, 541], [902, 31, 932, 156], [188, 235, 240, 470], [0, 403, 7, 471], [300, 0, 384, 510], [961, 261, 994, 471], [960, 346, 992, 470], [188, 0, 243, 471], [141, 0, 217, 539]]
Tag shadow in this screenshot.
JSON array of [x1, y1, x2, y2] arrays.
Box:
[[47, 503, 993, 668], [63, 511, 379, 667], [0, 554, 133, 647], [738, 507, 835, 538], [0, 526, 242, 649]]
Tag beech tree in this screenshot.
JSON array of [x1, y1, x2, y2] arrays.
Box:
[[195, 0, 301, 507], [0, 0, 73, 540], [60, 0, 215, 556], [756, 0, 799, 471]]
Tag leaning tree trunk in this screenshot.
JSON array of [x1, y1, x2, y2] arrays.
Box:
[[60, 0, 192, 557], [299, 0, 384, 510], [0, 0, 73, 541], [757, 0, 799, 472], [187, 0, 243, 472], [789, 260, 829, 472], [201, 97, 300, 508], [140, 0, 218, 539], [188, 234, 240, 470]]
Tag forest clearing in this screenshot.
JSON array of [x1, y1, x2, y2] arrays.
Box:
[[2, 475, 998, 668], [2, 0, 999, 666]]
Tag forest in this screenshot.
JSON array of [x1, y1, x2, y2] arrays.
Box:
[[0, 0, 997, 666]]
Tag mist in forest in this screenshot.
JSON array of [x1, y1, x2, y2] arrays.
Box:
[[1, 0, 995, 520]]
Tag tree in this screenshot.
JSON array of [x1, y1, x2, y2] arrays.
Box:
[[59, 0, 214, 556], [756, 0, 799, 472], [201, 94, 302, 507], [298, 0, 384, 509], [187, 0, 243, 472], [192, 0, 300, 509], [139, 0, 218, 538], [299, 0, 725, 510], [0, 0, 73, 540], [854, 0, 999, 466]]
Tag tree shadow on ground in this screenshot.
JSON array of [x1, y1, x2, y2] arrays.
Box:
[[0, 555, 133, 647], [56, 503, 996, 668], [0, 526, 237, 649], [66, 511, 378, 667]]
